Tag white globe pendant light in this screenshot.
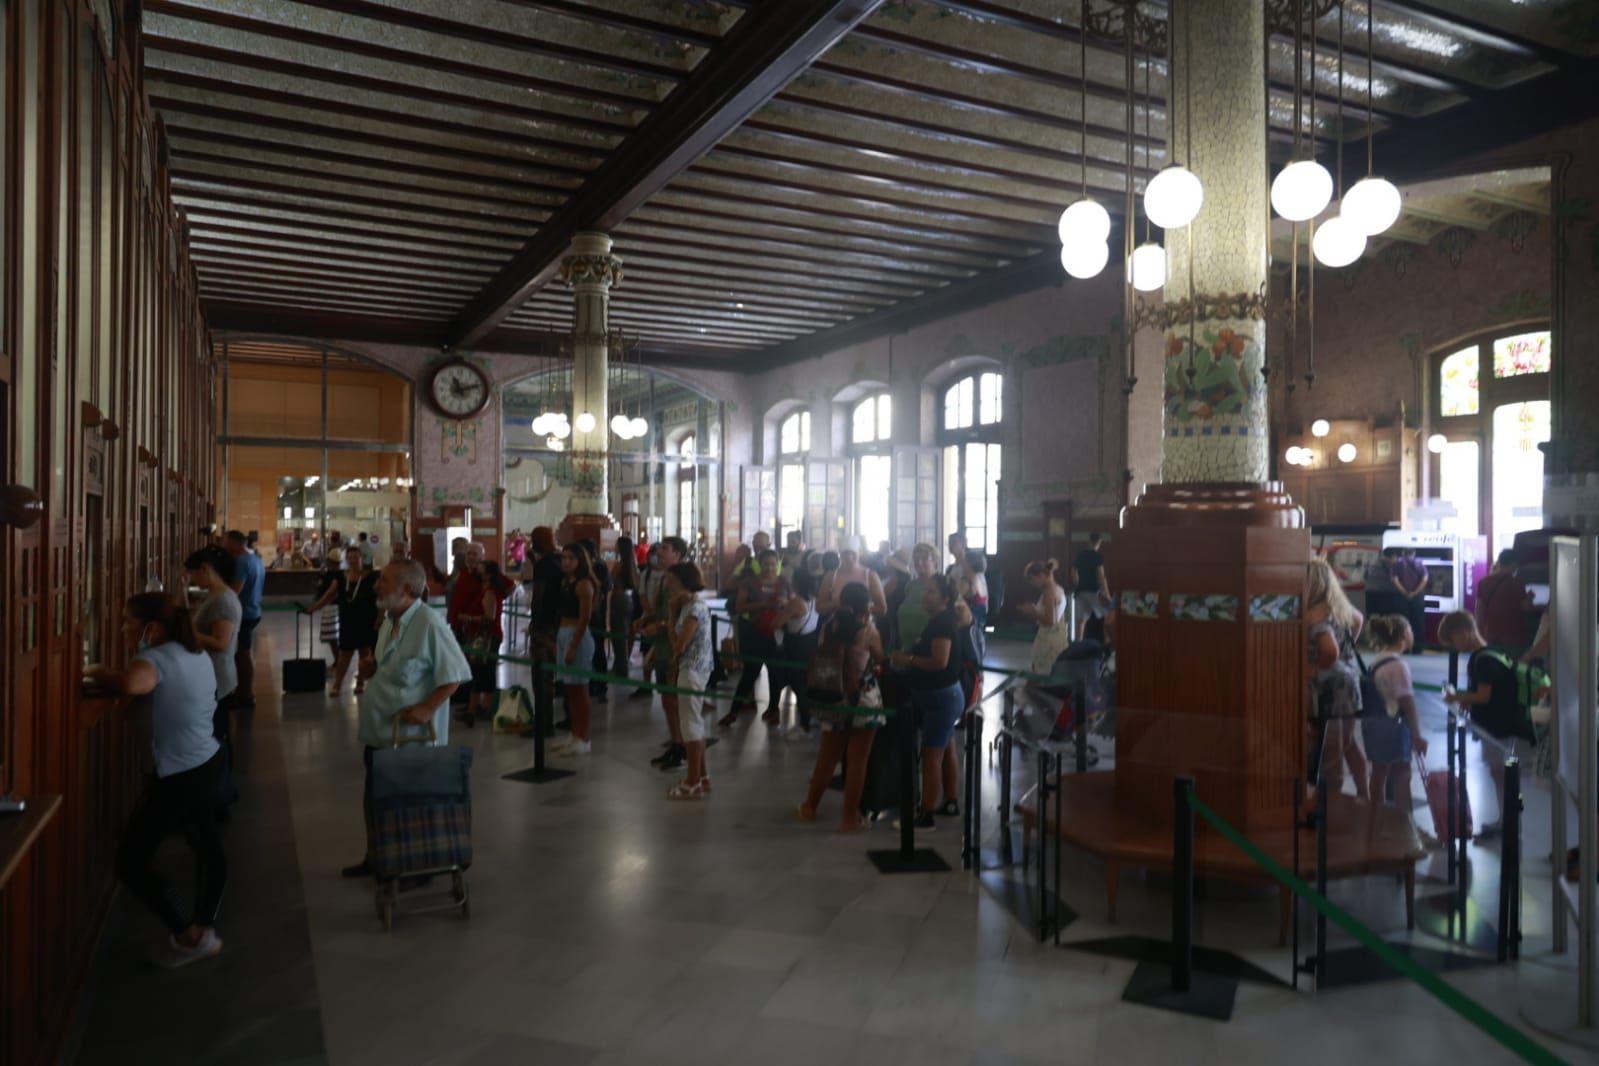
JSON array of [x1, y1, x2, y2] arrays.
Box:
[[1312, 214, 1366, 268], [1060, 239, 1109, 280], [1341, 176, 1402, 237], [550, 414, 570, 440], [1270, 159, 1333, 222], [611, 414, 632, 438], [575, 411, 596, 434], [1057, 198, 1111, 246], [629, 416, 649, 439], [1144, 164, 1204, 229], [1127, 242, 1167, 292], [531, 414, 550, 436]]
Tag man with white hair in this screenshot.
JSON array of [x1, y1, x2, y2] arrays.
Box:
[[342, 558, 472, 879]]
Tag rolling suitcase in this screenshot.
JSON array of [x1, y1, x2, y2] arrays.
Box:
[[370, 722, 473, 930], [1420, 753, 1472, 840], [283, 605, 328, 693]]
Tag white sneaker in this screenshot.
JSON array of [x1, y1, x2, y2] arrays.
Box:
[[157, 928, 223, 969], [559, 738, 592, 757], [546, 735, 574, 754]]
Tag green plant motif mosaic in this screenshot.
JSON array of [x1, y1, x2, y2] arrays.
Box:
[[1162, 326, 1263, 425], [1169, 594, 1239, 623], [1120, 591, 1159, 619], [1248, 594, 1301, 622]]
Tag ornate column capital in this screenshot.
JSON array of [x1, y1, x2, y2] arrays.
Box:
[[557, 253, 623, 290]]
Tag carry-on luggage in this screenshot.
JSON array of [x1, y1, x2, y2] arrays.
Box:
[[370, 721, 473, 930], [1420, 752, 1472, 840], [283, 606, 328, 693]]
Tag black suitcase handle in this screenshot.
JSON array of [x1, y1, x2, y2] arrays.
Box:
[[295, 602, 314, 658]]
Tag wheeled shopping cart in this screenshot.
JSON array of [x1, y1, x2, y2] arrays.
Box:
[[369, 722, 474, 930]]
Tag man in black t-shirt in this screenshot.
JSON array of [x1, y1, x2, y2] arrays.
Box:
[[1068, 533, 1109, 641]]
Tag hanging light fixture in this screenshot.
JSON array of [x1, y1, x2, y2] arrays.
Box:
[[1272, 0, 1332, 222], [1341, 1, 1401, 236], [575, 411, 596, 434], [1127, 241, 1167, 291], [1144, 164, 1203, 229], [1059, 0, 1107, 278], [1427, 433, 1448, 454], [1311, 418, 1331, 437], [1337, 442, 1357, 463], [611, 413, 633, 439]]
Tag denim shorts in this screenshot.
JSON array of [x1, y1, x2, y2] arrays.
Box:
[[555, 625, 594, 686], [913, 681, 966, 749]]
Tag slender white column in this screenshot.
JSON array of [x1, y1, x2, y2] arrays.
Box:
[[558, 232, 622, 515]]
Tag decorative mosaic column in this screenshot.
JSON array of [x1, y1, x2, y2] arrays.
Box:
[[558, 231, 622, 520], [1158, 0, 1270, 484]]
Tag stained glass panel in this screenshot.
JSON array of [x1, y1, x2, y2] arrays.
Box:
[[1492, 330, 1550, 379], [1439, 345, 1479, 417]]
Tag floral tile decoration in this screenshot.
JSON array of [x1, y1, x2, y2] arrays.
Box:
[[1249, 594, 1302, 621], [1169, 594, 1238, 622], [1120, 591, 1159, 619]]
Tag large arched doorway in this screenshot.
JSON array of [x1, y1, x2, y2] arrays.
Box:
[[216, 338, 413, 569]]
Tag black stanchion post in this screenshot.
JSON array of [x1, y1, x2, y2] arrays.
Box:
[[1446, 712, 1458, 890], [998, 722, 1015, 866], [1121, 775, 1235, 1019], [1315, 770, 1328, 992], [1292, 778, 1302, 992], [1499, 756, 1521, 962], [962, 709, 980, 871], [868, 705, 951, 874], [1173, 776, 1194, 994], [1053, 750, 1063, 946], [1509, 756, 1523, 960], [1456, 716, 1468, 921], [502, 660, 574, 785], [1074, 679, 1089, 774], [1036, 748, 1050, 941]]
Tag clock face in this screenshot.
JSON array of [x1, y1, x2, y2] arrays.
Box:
[[431, 360, 489, 418]]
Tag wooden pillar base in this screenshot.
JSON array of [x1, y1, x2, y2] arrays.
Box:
[[556, 512, 616, 555], [1114, 483, 1307, 835]]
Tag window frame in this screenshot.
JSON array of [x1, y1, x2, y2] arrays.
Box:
[[777, 409, 810, 543], [1429, 326, 1551, 550], [937, 372, 1005, 553], [847, 392, 893, 548]]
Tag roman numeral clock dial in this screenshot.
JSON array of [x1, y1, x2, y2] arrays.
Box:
[[428, 358, 490, 420]]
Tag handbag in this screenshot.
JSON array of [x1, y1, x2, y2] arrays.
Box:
[[492, 685, 533, 734], [1420, 752, 1473, 840]]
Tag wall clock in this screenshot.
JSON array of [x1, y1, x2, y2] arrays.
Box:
[[427, 358, 490, 420]]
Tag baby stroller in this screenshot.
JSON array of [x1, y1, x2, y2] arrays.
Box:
[[1010, 640, 1115, 764]]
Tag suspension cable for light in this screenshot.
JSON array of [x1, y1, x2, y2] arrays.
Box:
[[1313, 0, 1366, 267], [1271, 0, 1333, 222], [1341, 0, 1401, 236], [1059, 0, 1109, 278], [1142, 1, 1203, 232], [1127, 35, 1165, 291]]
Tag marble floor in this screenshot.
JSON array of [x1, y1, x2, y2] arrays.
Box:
[[70, 613, 1588, 1065]]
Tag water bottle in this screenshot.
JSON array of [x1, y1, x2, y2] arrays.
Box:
[[144, 574, 164, 593]]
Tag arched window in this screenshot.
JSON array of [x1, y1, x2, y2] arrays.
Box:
[[1431, 328, 1550, 553], [850, 393, 892, 550], [677, 433, 697, 539], [778, 409, 810, 543], [939, 372, 1003, 552]]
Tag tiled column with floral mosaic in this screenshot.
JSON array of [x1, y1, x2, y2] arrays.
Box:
[[1160, 0, 1269, 484], [559, 232, 623, 516]]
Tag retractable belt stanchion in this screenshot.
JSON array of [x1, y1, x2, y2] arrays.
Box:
[[1498, 756, 1523, 963], [962, 706, 981, 871], [503, 660, 575, 785], [998, 691, 1015, 865], [1121, 776, 1238, 1019], [868, 698, 951, 875]]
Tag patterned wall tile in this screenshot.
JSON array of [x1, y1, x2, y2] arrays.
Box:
[[1120, 591, 1159, 619], [1248, 594, 1302, 621], [1169, 594, 1239, 622]]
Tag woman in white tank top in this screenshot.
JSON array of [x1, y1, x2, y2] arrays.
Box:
[[1019, 559, 1070, 677]]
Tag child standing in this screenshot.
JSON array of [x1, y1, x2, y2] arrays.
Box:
[[1306, 558, 1369, 800], [1440, 610, 1540, 837], [1363, 615, 1431, 846]]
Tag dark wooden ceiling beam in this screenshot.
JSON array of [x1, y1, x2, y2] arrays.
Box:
[[144, 36, 634, 136], [198, 279, 463, 314], [188, 245, 487, 288], [184, 216, 509, 266], [284, 0, 690, 85], [143, 0, 652, 112], [191, 256, 480, 296], [752, 249, 1064, 369], [1371, 0, 1567, 67], [204, 290, 449, 322], [179, 203, 519, 255], [614, 223, 978, 280], [447, 0, 889, 349], [173, 182, 534, 239], [146, 69, 609, 163], [205, 303, 454, 347], [151, 95, 593, 183], [496, 0, 725, 51], [186, 229, 498, 275], [521, 286, 848, 328]]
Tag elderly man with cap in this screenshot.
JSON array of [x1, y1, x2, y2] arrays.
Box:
[[341, 558, 472, 879]]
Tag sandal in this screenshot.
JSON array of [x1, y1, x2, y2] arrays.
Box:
[[667, 780, 708, 801], [717, 711, 740, 729], [793, 804, 817, 823]]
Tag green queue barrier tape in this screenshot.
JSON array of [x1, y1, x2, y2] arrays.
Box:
[[1188, 790, 1565, 1066], [491, 652, 894, 720]]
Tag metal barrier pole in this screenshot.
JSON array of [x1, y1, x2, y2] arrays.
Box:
[[1074, 677, 1089, 774], [1456, 716, 1469, 922], [998, 700, 1015, 866], [1500, 757, 1522, 963], [1037, 749, 1050, 941], [962, 708, 980, 871], [1315, 770, 1329, 991], [1053, 750, 1063, 945], [1292, 778, 1303, 992], [1173, 776, 1195, 994], [899, 709, 917, 859], [1446, 712, 1458, 890]]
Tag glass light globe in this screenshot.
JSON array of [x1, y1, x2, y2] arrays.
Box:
[[1342, 176, 1402, 237], [531, 414, 550, 436], [630, 416, 649, 438], [1427, 433, 1448, 454], [1270, 159, 1333, 222], [1127, 242, 1167, 292], [611, 414, 632, 438], [1144, 164, 1204, 229], [1337, 442, 1357, 463], [1312, 214, 1367, 268], [550, 416, 571, 440], [575, 411, 596, 434], [1057, 198, 1111, 245], [1311, 419, 1331, 438], [1285, 446, 1305, 466], [1060, 239, 1109, 279]]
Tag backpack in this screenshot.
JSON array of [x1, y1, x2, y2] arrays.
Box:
[[1478, 650, 1550, 713], [1355, 651, 1398, 719]]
